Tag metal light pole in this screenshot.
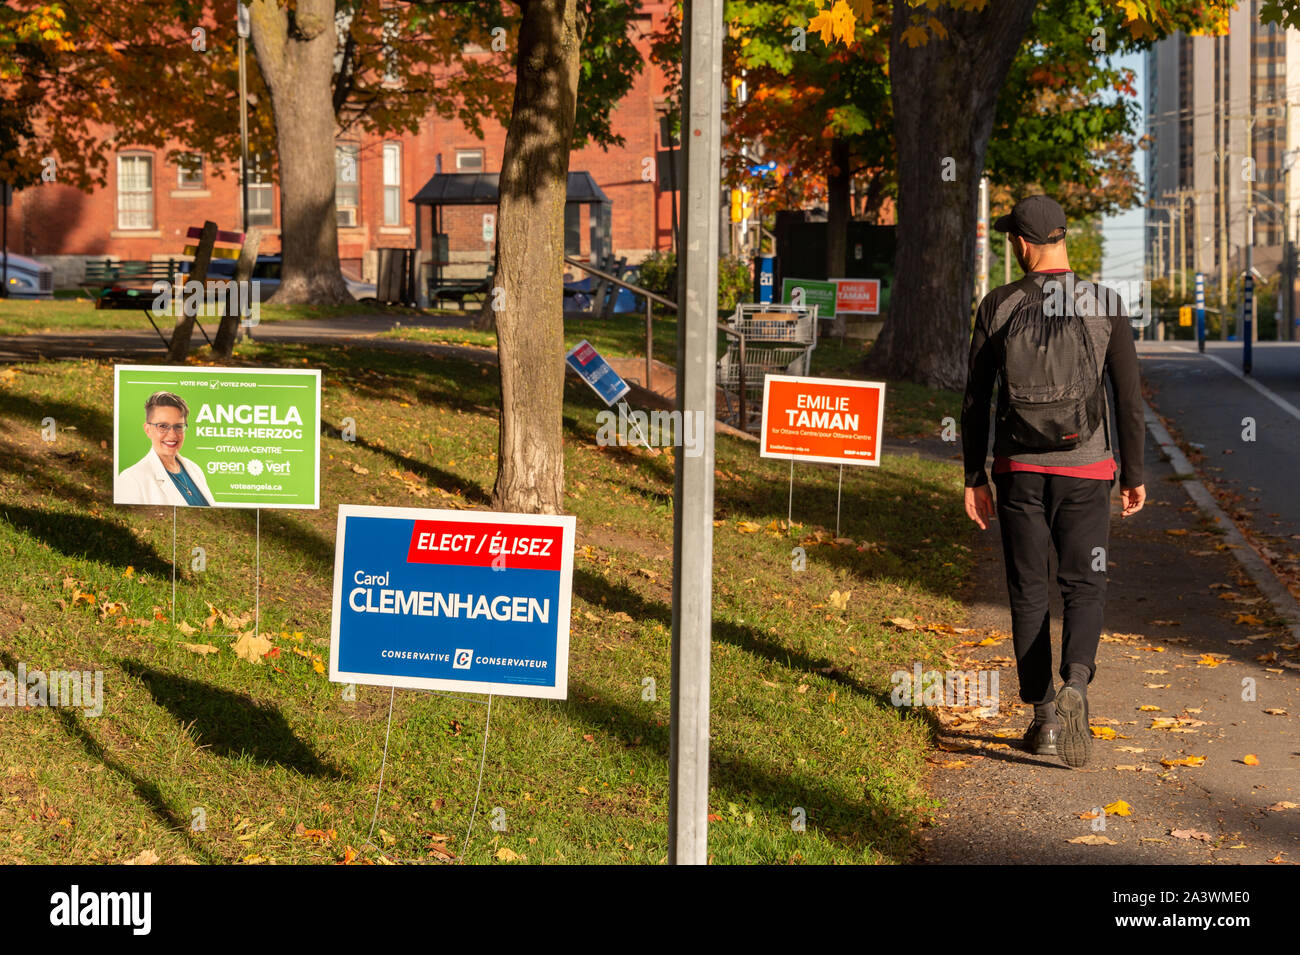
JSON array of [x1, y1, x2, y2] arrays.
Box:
[[669, 0, 723, 867], [976, 176, 989, 300], [238, 1, 251, 232]]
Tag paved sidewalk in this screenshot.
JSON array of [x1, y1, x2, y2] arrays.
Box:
[[919, 428, 1300, 864], [0, 313, 472, 362]]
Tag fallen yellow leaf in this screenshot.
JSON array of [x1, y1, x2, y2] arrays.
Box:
[[1103, 799, 1132, 817], [231, 631, 274, 664]]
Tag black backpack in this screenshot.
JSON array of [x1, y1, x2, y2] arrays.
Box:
[[998, 275, 1104, 451]]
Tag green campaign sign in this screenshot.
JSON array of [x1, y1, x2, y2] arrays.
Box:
[[113, 364, 321, 509], [781, 278, 837, 319]]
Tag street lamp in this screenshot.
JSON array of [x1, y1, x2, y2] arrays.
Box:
[[238, 1, 250, 233]]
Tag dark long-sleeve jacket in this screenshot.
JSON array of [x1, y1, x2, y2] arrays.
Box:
[[960, 271, 1145, 489]]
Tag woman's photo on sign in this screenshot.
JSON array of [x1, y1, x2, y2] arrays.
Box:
[[115, 391, 215, 507]]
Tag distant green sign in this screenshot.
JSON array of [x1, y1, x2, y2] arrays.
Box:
[[781, 278, 836, 319]]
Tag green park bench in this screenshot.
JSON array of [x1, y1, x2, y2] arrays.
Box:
[[83, 223, 245, 349], [429, 272, 494, 310]]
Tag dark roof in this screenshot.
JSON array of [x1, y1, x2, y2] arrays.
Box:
[[411, 171, 610, 206]]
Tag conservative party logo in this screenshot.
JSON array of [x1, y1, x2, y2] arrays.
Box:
[[453, 648, 473, 670]]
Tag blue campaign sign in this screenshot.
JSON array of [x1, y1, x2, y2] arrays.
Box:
[[565, 339, 629, 406], [330, 505, 576, 699]]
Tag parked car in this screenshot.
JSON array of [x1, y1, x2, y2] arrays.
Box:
[[180, 255, 377, 302], [1, 251, 54, 300]]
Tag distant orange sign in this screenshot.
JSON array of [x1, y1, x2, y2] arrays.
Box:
[[760, 375, 886, 466], [833, 278, 880, 315]]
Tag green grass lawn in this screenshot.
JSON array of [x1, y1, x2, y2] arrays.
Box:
[[0, 298, 433, 336], [0, 341, 969, 864], [384, 310, 884, 382], [380, 310, 682, 365]]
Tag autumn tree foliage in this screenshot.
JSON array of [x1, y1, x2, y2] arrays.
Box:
[[802, 0, 1235, 389]]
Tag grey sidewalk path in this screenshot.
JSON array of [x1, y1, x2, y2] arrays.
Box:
[[0, 313, 474, 363], [919, 426, 1300, 864]]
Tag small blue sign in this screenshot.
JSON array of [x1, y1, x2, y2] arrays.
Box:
[[755, 254, 775, 303], [565, 339, 629, 406]]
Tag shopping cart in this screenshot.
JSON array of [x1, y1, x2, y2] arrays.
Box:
[[717, 303, 817, 433]]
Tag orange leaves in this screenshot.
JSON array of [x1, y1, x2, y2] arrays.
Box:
[[1160, 755, 1206, 768], [295, 824, 337, 842], [809, 0, 859, 45], [900, 24, 929, 47]]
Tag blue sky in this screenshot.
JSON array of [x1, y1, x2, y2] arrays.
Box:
[[1099, 50, 1146, 285]]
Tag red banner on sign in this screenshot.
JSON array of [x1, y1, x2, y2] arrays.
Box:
[[833, 278, 880, 315], [406, 520, 565, 570], [760, 375, 886, 466]]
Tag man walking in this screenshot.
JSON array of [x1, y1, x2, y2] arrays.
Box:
[[961, 194, 1146, 769]]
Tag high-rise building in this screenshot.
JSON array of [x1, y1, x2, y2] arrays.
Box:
[[1144, 2, 1298, 294]]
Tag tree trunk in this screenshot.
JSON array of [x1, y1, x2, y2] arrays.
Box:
[[826, 136, 850, 335], [860, 0, 1036, 389], [247, 0, 351, 305], [490, 0, 585, 514]]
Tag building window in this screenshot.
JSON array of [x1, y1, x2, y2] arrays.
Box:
[[383, 142, 402, 225], [336, 143, 360, 227], [247, 154, 274, 227], [455, 149, 484, 173], [117, 153, 154, 229], [177, 153, 204, 189]]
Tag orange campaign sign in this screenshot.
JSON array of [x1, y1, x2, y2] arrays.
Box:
[[833, 278, 880, 315], [760, 375, 886, 466]]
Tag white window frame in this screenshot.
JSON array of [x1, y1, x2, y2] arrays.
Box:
[[382, 142, 402, 226], [455, 148, 485, 173], [176, 152, 204, 189], [117, 153, 154, 230], [246, 154, 274, 227], [336, 142, 360, 228]]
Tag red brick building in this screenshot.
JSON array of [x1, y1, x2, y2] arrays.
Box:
[[7, 2, 678, 292]]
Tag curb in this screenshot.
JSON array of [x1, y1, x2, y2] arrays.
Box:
[[1142, 398, 1300, 642]]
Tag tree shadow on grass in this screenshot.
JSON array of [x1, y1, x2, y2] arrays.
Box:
[[120, 660, 342, 780], [560, 677, 921, 860], [0, 648, 225, 864], [0, 505, 171, 577], [573, 567, 897, 708], [0, 389, 113, 447], [321, 418, 491, 507]]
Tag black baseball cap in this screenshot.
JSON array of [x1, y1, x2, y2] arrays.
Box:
[[993, 195, 1067, 244]]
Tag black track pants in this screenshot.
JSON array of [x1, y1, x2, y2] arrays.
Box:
[[992, 470, 1113, 704]]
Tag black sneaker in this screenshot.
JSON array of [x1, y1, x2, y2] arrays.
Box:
[[1055, 683, 1091, 769], [1024, 720, 1060, 756]]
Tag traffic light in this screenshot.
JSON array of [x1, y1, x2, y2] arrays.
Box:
[[740, 188, 754, 221], [730, 188, 743, 223], [1178, 305, 1192, 327]]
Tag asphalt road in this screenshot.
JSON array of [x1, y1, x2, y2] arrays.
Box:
[[1139, 341, 1300, 544]]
